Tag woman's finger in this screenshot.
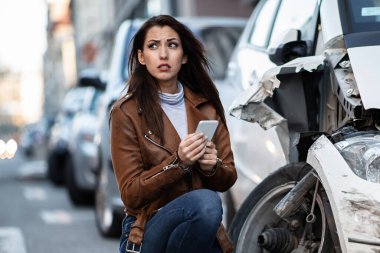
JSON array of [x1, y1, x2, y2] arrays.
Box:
[[181, 132, 204, 146], [180, 137, 206, 157], [205, 141, 215, 149], [184, 140, 207, 161]]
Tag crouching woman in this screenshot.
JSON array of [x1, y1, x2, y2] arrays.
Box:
[[110, 15, 237, 253]]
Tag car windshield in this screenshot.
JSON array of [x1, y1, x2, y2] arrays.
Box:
[[197, 26, 243, 80], [346, 0, 380, 33]]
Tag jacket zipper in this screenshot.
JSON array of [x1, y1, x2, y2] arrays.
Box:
[[144, 134, 173, 155], [144, 134, 176, 180], [144, 133, 192, 192], [146, 163, 177, 180]]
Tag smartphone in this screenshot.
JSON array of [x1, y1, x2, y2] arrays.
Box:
[[195, 120, 219, 140]]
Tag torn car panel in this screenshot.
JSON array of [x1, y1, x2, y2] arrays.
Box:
[[229, 55, 325, 130]]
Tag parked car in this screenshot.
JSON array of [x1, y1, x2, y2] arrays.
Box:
[[93, 19, 144, 237], [47, 75, 104, 186], [19, 116, 54, 158], [93, 17, 247, 237], [64, 74, 105, 205]]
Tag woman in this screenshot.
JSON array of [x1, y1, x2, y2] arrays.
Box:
[[110, 15, 237, 253]]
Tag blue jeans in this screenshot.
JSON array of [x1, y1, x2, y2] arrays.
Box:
[[120, 189, 223, 253]]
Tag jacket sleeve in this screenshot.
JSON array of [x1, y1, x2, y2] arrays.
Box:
[[197, 120, 237, 192], [110, 105, 188, 211]]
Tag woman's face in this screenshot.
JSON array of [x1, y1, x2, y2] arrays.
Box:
[[138, 25, 187, 91]]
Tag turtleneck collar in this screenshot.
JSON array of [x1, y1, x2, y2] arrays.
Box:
[[159, 83, 184, 105]]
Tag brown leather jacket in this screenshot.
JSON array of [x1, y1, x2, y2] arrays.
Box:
[[110, 86, 237, 252]]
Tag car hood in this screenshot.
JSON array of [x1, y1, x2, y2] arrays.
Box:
[[348, 45, 380, 109]]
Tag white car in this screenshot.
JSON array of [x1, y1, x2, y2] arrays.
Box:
[[226, 0, 380, 252], [223, 0, 324, 218]]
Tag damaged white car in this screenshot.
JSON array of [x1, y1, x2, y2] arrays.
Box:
[[228, 0, 380, 252]]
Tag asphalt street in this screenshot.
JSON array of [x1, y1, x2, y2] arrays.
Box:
[[0, 153, 119, 253]]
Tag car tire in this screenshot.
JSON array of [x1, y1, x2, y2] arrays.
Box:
[[94, 163, 122, 237], [229, 162, 338, 252], [47, 152, 65, 185], [65, 155, 94, 206]]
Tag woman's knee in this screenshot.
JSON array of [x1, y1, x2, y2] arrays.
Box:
[[189, 189, 222, 222]]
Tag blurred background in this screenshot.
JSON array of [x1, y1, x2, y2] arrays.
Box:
[[0, 0, 254, 143]]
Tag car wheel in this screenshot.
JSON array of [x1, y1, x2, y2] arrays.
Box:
[[47, 152, 65, 185], [94, 165, 122, 237], [65, 155, 94, 206], [229, 162, 338, 253]]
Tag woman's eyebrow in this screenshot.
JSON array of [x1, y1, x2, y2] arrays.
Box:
[[146, 37, 179, 43], [147, 39, 160, 43]]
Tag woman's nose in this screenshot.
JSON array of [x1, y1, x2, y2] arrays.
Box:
[[159, 47, 168, 59]]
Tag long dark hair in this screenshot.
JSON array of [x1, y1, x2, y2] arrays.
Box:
[[127, 15, 226, 143]]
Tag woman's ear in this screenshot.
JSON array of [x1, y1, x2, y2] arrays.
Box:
[[182, 55, 188, 64], [138, 49, 145, 65]]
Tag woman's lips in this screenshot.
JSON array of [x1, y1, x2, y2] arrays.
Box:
[[158, 64, 171, 71]]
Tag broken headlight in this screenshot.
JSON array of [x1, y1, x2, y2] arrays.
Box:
[[335, 135, 380, 183]]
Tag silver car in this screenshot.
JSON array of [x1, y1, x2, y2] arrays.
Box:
[[64, 82, 104, 205], [47, 86, 97, 185]]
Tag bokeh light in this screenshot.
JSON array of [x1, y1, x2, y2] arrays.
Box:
[[0, 140, 6, 159], [0, 138, 18, 159]]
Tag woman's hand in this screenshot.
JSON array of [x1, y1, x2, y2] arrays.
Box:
[[177, 132, 207, 166], [198, 141, 218, 172]]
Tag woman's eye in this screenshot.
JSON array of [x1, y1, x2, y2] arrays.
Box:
[[147, 43, 157, 49], [168, 42, 178, 48]]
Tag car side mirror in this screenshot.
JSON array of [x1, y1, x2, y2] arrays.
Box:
[[78, 68, 106, 91], [268, 29, 308, 65]]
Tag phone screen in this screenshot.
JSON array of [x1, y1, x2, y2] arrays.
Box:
[[195, 120, 219, 140]]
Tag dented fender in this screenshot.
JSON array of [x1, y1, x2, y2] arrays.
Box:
[[307, 135, 380, 252]]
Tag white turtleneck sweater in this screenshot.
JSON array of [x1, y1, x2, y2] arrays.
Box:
[[159, 83, 188, 140]]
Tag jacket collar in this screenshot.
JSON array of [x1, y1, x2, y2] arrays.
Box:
[[183, 86, 207, 107]]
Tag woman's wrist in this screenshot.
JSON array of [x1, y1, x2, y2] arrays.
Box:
[[199, 158, 222, 176], [175, 151, 190, 172]]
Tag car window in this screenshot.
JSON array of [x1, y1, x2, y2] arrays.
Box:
[[122, 25, 139, 81], [347, 0, 380, 33], [248, 0, 280, 48], [200, 26, 244, 80], [270, 0, 319, 45]]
